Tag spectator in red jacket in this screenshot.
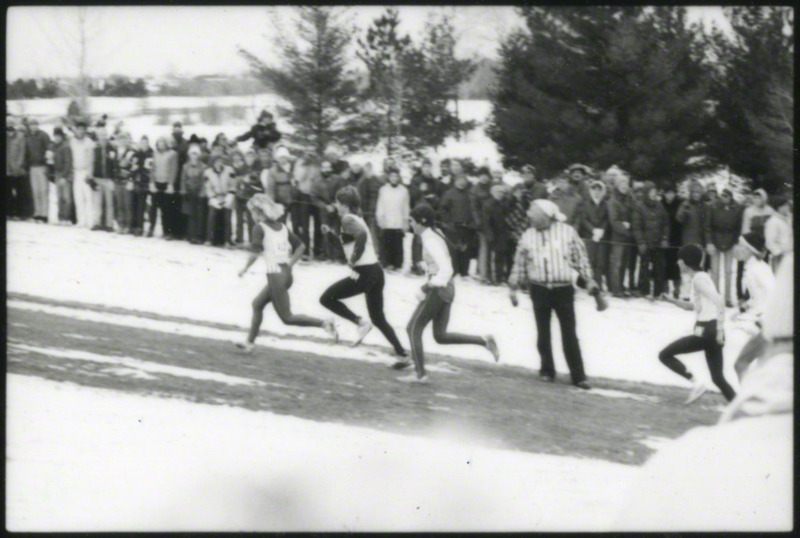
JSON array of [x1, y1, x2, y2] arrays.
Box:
[[633, 181, 669, 299], [576, 180, 610, 290], [705, 187, 743, 306]]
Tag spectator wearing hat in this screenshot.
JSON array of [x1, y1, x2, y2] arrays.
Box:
[[50, 127, 74, 225], [521, 164, 548, 201], [483, 183, 513, 283], [576, 180, 610, 290], [567, 164, 593, 201], [633, 181, 669, 299], [606, 168, 636, 297], [148, 137, 178, 238], [471, 167, 494, 281], [6, 120, 31, 219], [508, 199, 599, 390], [130, 136, 153, 236], [235, 109, 282, 151], [181, 144, 209, 244], [704, 187, 743, 305], [89, 126, 119, 231], [438, 161, 478, 277], [24, 118, 52, 222], [764, 194, 793, 272], [549, 176, 582, 226], [376, 167, 410, 270], [662, 184, 683, 298], [741, 188, 775, 236], [204, 155, 235, 246]]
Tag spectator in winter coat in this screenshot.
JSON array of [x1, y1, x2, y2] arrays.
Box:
[[25, 118, 52, 222], [568, 163, 594, 202], [705, 187, 743, 305], [483, 183, 513, 283], [290, 153, 318, 258], [409, 159, 441, 274], [549, 178, 582, 226], [148, 137, 178, 238], [662, 184, 683, 298], [130, 136, 153, 236], [633, 181, 669, 298], [676, 181, 707, 246], [606, 168, 636, 297], [6, 121, 31, 220], [50, 128, 74, 225], [358, 162, 385, 262], [521, 164, 548, 201], [439, 158, 453, 189], [439, 171, 477, 276], [89, 126, 119, 231], [228, 150, 251, 244], [181, 145, 208, 244], [576, 180, 610, 290], [312, 159, 341, 261], [170, 122, 190, 240], [471, 167, 494, 281], [506, 182, 533, 245], [235, 109, 282, 150], [705, 183, 718, 206], [376, 168, 411, 270], [114, 132, 137, 233], [263, 146, 294, 217], [204, 155, 235, 247], [764, 194, 793, 272], [741, 188, 775, 236]]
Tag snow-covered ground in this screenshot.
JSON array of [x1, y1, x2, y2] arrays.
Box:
[[6, 221, 751, 391]]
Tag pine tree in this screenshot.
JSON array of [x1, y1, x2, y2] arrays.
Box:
[[239, 7, 364, 156], [703, 7, 793, 193], [488, 6, 710, 183]]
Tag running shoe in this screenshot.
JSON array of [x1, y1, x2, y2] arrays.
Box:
[[235, 341, 254, 353], [397, 373, 429, 384], [389, 360, 412, 370], [485, 334, 500, 362], [351, 319, 373, 348], [574, 381, 592, 390], [323, 318, 339, 343], [685, 380, 708, 404]]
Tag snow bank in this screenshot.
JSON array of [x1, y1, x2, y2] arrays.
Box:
[[6, 373, 637, 531], [7, 221, 749, 392]]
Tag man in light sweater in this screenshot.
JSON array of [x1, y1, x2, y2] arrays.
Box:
[[375, 166, 410, 271], [69, 121, 96, 228]]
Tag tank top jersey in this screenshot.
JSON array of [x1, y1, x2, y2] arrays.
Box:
[[692, 271, 718, 322], [341, 214, 378, 266], [259, 222, 292, 273]]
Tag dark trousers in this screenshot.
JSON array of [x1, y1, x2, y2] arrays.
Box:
[[585, 239, 609, 290], [291, 193, 312, 252], [491, 243, 512, 283], [319, 263, 405, 354], [8, 174, 33, 218], [406, 282, 485, 377], [609, 242, 632, 294], [736, 261, 747, 301], [235, 196, 252, 244], [186, 194, 207, 243], [131, 190, 147, 233], [382, 229, 405, 269], [148, 190, 171, 236], [627, 248, 638, 290], [412, 233, 423, 270], [247, 265, 324, 343], [658, 320, 736, 401], [207, 206, 231, 246], [638, 247, 665, 297], [529, 284, 586, 384]]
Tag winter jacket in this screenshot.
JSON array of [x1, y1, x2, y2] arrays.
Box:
[[662, 198, 683, 247], [132, 148, 154, 190], [549, 188, 582, 226], [204, 165, 234, 208], [409, 172, 441, 209], [676, 200, 707, 246], [51, 141, 73, 181], [7, 132, 27, 176], [69, 136, 95, 173], [506, 190, 535, 241], [439, 185, 476, 227], [235, 123, 281, 150], [291, 161, 316, 196], [237, 167, 265, 199], [742, 205, 776, 236], [25, 129, 51, 167], [470, 183, 492, 230], [152, 149, 178, 187], [358, 174, 385, 222], [91, 142, 119, 180], [607, 191, 636, 243], [524, 181, 549, 201], [311, 173, 338, 208], [376, 183, 410, 230], [265, 164, 294, 206], [633, 198, 669, 248], [482, 196, 512, 248], [704, 200, 743, 251], [180, 161, 207, 197], [575, 187, 610, 240], [116, 147, 137, 185]]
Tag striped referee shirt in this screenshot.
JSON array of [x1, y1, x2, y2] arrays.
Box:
[[508, 221, 594, 288]]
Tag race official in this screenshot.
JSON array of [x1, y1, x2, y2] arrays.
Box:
[[509, 199, 598, 389]]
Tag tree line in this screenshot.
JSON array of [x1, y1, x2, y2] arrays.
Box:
[[7, 75, 148, 99]]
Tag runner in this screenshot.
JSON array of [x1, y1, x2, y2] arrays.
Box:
[[659, 244, 737, 404], [236, 193, 337, 351], [318, 186, 408, 356], [396, 203, 499, 384]]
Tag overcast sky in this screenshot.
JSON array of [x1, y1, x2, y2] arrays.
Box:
[[6, 6, 731, 80]]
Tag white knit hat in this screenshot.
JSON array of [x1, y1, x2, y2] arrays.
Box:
[[532, 199, 567, 222], [247, 193, 285, 221]]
